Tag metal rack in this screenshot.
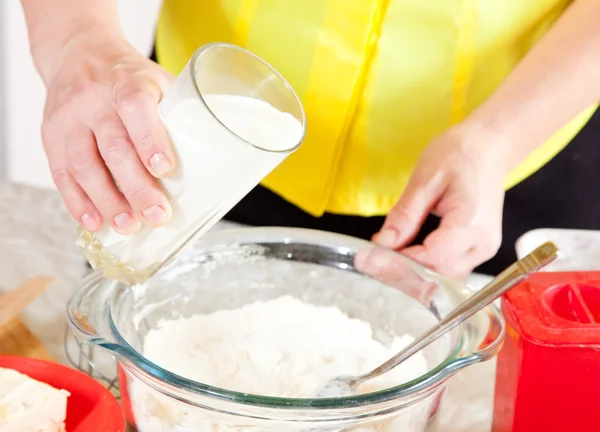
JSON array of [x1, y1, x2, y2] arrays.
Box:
[[64, 324, 121, 398]]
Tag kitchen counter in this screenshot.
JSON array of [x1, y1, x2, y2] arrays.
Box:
[[0, 181, 496, 432]]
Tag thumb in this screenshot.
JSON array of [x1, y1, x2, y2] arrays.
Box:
[[373, 174, 446, 249]]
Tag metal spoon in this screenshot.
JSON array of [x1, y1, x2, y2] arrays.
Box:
[[314, 241, 559, 398]]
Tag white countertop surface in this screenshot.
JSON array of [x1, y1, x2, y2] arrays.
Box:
[[0, 181, 496, 431]]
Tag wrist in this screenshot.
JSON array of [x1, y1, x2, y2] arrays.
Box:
[[30, 23, 122, 86], [449, 119, 517, 176]]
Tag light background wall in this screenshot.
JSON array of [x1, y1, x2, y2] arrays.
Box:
[[0, 0, 162, 188]]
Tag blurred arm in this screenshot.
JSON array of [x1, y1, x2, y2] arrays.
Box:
[[464, 0, 600, 170]]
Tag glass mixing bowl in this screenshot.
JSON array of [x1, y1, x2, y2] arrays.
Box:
[[67, 227, 504, 432]]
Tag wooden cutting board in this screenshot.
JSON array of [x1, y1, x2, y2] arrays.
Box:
[[0, 317, 54, 360], [0, 277, 55, 360]]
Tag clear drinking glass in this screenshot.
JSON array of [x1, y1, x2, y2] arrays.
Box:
[[77, 43, 306, 285]]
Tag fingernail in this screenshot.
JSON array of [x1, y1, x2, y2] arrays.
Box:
[[113, 212, 140, 234], [149, 152, 172, 177], [80, 213, 99, 232], [142, 205, 169, 227], [374, 228, 398, 248]]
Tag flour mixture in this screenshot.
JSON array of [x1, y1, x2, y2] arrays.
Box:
[[130, 296, 430, 431]]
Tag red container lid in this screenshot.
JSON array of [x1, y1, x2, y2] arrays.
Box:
[[503, 271, 600, 346], [0, 356, 125, 432]]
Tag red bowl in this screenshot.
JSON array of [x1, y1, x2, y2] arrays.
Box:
[[0, 356, 125, 432]]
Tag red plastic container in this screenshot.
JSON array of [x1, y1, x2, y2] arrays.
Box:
[[493, 272, 600, 432], [0, 356, 125, 432]]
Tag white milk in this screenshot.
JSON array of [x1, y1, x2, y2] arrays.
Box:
[[85, 94, 303, 279]]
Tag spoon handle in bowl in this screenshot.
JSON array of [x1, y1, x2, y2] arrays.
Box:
[[362, 242, 559, 382]]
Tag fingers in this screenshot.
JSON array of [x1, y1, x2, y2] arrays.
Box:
[[354, 246, 438, 305], [401, 225, 474, 279], [373, 171, 446, 250], [64, 124, 140, 234], [401, 215, 502, 279], [44, 111, 171, 233], [49, 166, 102, 232], [115, 76, 177, 179], [43, 123, 102, 232], [93, 112, 172, 228]]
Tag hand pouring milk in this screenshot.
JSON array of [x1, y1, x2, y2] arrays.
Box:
[[77, 44, 305, 284]]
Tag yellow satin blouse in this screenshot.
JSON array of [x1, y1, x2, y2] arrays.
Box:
[[156, 0, 596, 216]]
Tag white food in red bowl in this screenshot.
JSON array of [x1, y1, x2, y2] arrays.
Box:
[[0, 357, 125, 432], [0, 367, 69, 432]]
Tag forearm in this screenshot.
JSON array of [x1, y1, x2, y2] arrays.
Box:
[[20, 0, 122, 83], [465, 0, 600, 171]]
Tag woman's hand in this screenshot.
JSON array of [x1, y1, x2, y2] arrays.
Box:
[[370, 0, 600, 279], [373, 125, 507, 279], [41, 30, 176, 235]]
